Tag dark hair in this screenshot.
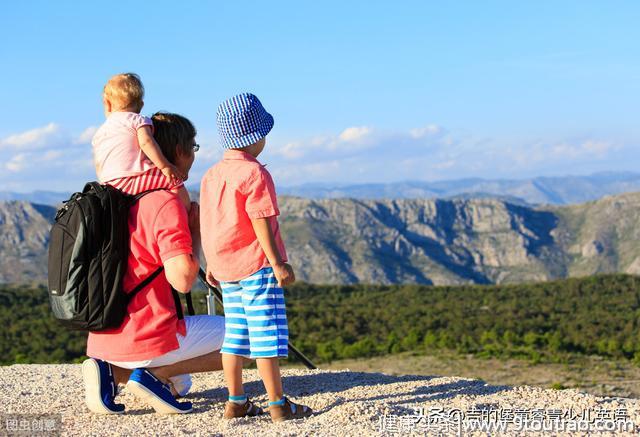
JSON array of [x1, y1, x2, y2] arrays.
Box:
[[151, 112, 197, 164]]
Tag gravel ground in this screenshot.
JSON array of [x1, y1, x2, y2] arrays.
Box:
[[1, 364, 640, 436]]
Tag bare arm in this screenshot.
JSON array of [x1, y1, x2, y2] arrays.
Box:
[[163, 253, 199, 293], [250, 217, 283, 266], [137, 125, 185, 183], [137, 125, 172, 170], [162, 201, 201, 293], [250, 217, 295, 286]]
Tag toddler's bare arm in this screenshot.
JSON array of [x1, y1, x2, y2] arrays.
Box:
[[250, 217, 295, 287], [137, 126, 184, 182]]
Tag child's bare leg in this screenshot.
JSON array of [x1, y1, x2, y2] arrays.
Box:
[[222, 353, 245, 396], [256, 357, 284, 402]]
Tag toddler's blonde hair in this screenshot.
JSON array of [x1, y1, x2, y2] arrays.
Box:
[[103, 73, 145, 113]]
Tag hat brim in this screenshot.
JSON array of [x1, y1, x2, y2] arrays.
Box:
[[222, 113, 274, 149]]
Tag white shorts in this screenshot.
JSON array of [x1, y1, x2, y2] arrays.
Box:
[[109, 315, 225, 368]]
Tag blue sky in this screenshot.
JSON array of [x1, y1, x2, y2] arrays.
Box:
[[1, 1, 639, 192]]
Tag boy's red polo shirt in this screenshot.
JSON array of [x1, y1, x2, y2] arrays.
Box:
[[86, 191, 192, 361]]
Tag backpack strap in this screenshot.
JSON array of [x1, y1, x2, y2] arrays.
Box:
[[133, 187, 169, 202], [171, 288, 196, 320], [127, 267, 165, 302], [172, 288, 185, 320], [128, 268, 195, 320], [82, 182, 167, 200], [185, 292, 195, 316]]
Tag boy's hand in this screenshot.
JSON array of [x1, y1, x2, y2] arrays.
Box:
[[160, 164, 185, 186], [206, 269, 219, 288], [272, 262, 295, 287]]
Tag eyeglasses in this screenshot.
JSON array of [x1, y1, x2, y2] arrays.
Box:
[[192, 143, 200, 152]]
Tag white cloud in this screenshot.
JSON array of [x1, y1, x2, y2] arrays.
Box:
[[0, 124, 100, 189], [269, 123, 446, 163], [432, 159, 456, 170], [0, 123, 102, 152], [578, 140, 619, 156], [507, 139, 621, 166], [264, 123, 634, 186], [42, 150, 63, 161], [6, 153, 28, 172], [0, 123, 62, 150], [4, 149, 74, 174], [74, 126, 99, 145], [277, 141, 306, 159], [410, 124, 443, 139], [0, 121, 634, 191], [338, 126, 372, 143], [274, 160, 343, 180]]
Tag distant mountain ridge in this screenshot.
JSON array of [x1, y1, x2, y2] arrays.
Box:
[[0, 191, 70, 206], [277, 171, 640, 205], [2, 190, 640, 285], [4, 172, 640, 206]]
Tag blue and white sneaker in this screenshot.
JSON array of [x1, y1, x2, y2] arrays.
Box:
[[126, 368, 193, 414], [81, 358, 125, 414]]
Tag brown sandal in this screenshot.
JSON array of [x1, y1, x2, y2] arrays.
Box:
[[269, 397, 313, 422], [223, 398, 265, 419]]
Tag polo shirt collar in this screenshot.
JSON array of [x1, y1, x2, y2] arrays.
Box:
[[222, 149, 265, 166]]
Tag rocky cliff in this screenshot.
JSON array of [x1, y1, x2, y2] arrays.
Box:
[[1, 192, 639, 285], [0, 201, 55, 284], [280, 197, 564, 284]]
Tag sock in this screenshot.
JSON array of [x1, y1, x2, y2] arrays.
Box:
[[269, 397, 286, 406], [229, 394, 247, 405]]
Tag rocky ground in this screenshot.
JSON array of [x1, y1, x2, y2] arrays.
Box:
[[325, 351, 640, 399], [1, 365, 640, 435]]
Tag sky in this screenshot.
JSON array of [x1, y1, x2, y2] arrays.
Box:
[[1, 0, 639, 192]]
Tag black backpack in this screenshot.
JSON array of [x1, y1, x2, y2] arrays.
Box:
[[47, 182, 193, 331]]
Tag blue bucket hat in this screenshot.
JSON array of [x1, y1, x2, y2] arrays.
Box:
[[216, 93, 274, 149]]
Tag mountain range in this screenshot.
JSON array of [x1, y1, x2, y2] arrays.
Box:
[[4, 171, 640, 206], [2, 189, 640, 285], [276, 171, 640, 205]]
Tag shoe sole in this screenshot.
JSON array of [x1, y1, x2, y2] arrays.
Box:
[[126, 380, 193, 414], [81, 359, 123, 415], [271, 413, 313, 422], [270, 406, 313, 422]]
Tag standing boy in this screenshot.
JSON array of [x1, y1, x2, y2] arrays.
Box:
[[200, 93, 313, 422]]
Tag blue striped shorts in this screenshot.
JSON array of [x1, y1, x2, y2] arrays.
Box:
[[220, 267, 289, 358]]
